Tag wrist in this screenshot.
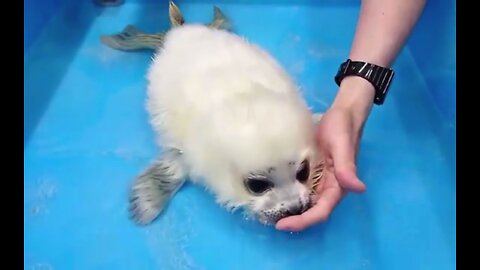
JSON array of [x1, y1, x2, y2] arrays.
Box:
[[331, 76, 374, 126]]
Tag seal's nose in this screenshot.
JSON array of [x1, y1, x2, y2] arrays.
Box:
[[287, 205, 305, 216], [286, 198, 312, 216], [287, 206, 302, 216]]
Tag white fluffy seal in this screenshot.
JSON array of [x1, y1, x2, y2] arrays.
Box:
[[130, 24, 324, 226]]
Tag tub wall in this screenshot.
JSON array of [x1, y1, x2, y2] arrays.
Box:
[[24, 0, 456, 124], [407, 0, 456, 126], [24, 0, 61, 53]]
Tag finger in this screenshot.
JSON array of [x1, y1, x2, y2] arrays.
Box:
[[275, 187, 344, 231], [329, 135, 366, 192], [335, 167, 366, 192]]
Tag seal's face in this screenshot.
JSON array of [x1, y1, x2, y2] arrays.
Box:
[[179, 79, 325, 226], [241, 158, 324, 225]]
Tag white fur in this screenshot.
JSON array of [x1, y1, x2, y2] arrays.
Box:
[[146, 25, 321, 223]]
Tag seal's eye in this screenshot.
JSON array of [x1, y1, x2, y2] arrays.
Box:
[[245, 177, 273, 195], [296, 160, 310, 183]]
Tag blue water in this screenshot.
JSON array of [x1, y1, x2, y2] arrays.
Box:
[[24, 1, 455, 269]]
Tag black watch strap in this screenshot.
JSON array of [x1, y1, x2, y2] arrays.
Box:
[[334, 59, 395, 105]]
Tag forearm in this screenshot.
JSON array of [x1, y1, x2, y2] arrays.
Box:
[[332, 0, 426, 123]]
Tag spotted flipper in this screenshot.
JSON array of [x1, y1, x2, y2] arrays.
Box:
[[100, 1, 183, 51], [100, 25, 165, 51], [100, 1, 230, 52], [169, 0, 185, 27], [208, 6, 230, 30], [129, 148, 188, 225]]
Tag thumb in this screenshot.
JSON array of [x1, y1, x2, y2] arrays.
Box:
[[329, 135, 366, 193]]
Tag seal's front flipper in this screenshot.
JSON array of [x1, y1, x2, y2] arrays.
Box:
[[100, 25, 164, 51], [129, 148, 187, 225]]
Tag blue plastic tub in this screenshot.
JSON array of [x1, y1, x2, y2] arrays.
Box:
[[24, 0, 456, 269]]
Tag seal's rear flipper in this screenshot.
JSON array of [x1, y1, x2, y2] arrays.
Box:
[[129, 149, 187, 225], [169, 0, 185, 27], [100, 25, 164, 51], [210, 6, 231, 30]]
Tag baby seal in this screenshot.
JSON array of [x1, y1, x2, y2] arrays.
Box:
[[130, 24, 324, 226]]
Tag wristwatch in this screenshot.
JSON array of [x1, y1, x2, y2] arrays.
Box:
[[334, 59, 395, 105]]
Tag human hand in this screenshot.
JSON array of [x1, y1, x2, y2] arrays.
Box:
[[276, 77, 373, 231]]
